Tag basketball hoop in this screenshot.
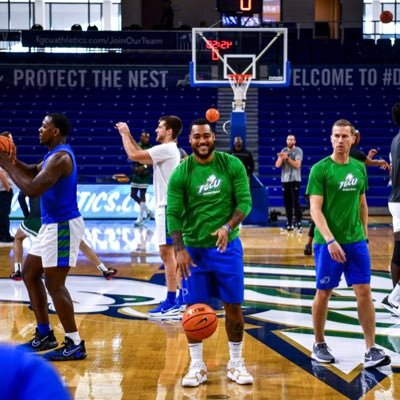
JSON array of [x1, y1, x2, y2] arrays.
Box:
[[227, 74, 252, 111]]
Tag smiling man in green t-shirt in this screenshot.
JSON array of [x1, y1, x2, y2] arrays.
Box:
[[306, 119, 390, 369], [167, 118, 253, 388]]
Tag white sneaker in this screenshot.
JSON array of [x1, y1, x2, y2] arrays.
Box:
[[227, 358, 253, 385], [134, 218, 143, 227], [182, 361, 207, 387]]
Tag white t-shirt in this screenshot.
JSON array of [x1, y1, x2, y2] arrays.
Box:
[[147, 142, 180, 207]]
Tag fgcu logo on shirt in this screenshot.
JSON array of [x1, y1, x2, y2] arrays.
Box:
[[339, 173, 358, 191], [198, 174, 222, 196]]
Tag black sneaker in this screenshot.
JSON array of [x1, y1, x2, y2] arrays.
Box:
[[102, 268, 117, 280], [43, 337, 87, 361], [18, 328, 58, 352], [304, 244, 312, 256], [286, 224, 294, 231], [381, 295, 400, 317], [364, 347, 391, 369], [10, 270, 22, 281]]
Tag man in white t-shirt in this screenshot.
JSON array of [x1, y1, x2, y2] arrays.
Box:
[[115, 116, 183, 317]]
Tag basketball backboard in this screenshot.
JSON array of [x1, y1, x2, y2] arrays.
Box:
[[190, 27, 290, 88]]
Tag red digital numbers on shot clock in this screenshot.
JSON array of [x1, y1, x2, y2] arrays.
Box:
[[206, 40, 234, 60]]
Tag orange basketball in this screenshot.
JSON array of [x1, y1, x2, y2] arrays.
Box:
[[380, 10, 393, 24], [0, 136, 12, 153], [182, 303, 218, 341], [205, 108, 220, 123]]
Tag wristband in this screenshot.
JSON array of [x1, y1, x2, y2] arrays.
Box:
[[223, 224, 231, 234], [327, 239, 336, 245]]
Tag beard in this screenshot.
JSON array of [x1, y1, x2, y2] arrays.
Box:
[[191, 142, 215, 159]]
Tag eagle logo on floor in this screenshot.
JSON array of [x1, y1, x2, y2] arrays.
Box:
[[1, 264, 398, 398]]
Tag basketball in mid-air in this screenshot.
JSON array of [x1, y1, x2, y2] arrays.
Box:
[[182, 303, 218, 341], [380, 10, 393, 24], [205, 108, 220, 123], [0, 136, 13, 154]]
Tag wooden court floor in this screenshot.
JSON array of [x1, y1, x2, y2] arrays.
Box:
[[0, 217, 399, 400]]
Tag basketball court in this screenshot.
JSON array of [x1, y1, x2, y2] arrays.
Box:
[[0, 217, 399, 399], [0, 26, 399, 400]]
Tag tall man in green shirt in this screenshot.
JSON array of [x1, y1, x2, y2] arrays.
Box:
[[167, 118, 253, 387], [306, 119, 390, 369]]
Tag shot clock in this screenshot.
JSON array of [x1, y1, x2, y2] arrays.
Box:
[[205, 39, 234, 60]]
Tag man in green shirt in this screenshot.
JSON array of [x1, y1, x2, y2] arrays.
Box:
[[167, 118, 253, 387], [306, 119, 390, 369]]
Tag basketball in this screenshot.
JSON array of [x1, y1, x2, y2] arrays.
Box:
[[205, 108, 220, 123], [380, 10, 393, 24], [182, 303, 218, 341], [0, 136, 13, 153]]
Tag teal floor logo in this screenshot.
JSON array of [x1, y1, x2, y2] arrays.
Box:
[[1, 263, 399, 398]]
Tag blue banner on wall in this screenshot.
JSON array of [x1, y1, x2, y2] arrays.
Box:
[[11, 184, 154, 220], [0, 65, 399, 89], [0, 65, 190, 89]]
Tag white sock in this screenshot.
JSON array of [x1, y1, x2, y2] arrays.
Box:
[[188, 342, 203, 363], [14, 262, 22, 272], [65, 331, 82, 345], [97, 263, 108, 272], [389, 284, 400, 303], [229, 341, 243, 361]]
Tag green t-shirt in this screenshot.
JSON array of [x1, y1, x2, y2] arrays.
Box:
[[167, 152, 252, 248], [306, 156, 367, 244]]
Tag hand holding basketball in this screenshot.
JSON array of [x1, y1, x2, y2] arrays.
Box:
[[205, 108, 220, 123], [182, 303, 218, 341], [0, 136, 13, 154]]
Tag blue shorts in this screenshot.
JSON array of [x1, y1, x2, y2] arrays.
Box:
[[184, 237, 244, 304], [314, 240, 370, 290]]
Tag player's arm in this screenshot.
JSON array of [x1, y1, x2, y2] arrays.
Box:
[[286, 157, 301, 169], [115, 122, 153, 165], [359, 193, 368, 240], [0, 152, 71, 197], [0, 152, 40, 179], [167, 168, 196, 279], [212, 160, 252, 252], [287, 149, 302, 169], [230, 160, 252, 226], [310, 194, 346, 263], [364, 157, 389, 169], [275, 151, 287, 168]]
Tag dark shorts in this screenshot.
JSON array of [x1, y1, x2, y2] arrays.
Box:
[[20, 217, 41, 237], [314, 240, 370, 290], [184, 237, 244, 304]]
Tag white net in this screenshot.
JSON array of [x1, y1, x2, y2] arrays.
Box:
[[227, 74, 252, 111]]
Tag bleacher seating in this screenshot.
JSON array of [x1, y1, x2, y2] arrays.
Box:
[[0, 85, 218, 183], [258, 84, 398, 208], [1, 36, 399, 210]]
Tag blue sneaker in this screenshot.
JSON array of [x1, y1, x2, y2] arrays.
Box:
[[18, 328, 58, 352], [148, 298, 181, 318], [176, 290, 186, 312], [43, 337, 87, 361]]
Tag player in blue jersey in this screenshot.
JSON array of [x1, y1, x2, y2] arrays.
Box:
[[0, 343, 71, 399], [0, 113, 86, 361]]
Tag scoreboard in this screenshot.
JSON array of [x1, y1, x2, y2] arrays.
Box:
[[216, 0, 263, 15]]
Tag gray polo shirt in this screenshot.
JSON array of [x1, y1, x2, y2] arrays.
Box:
[[280, 146, 303, 183]]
